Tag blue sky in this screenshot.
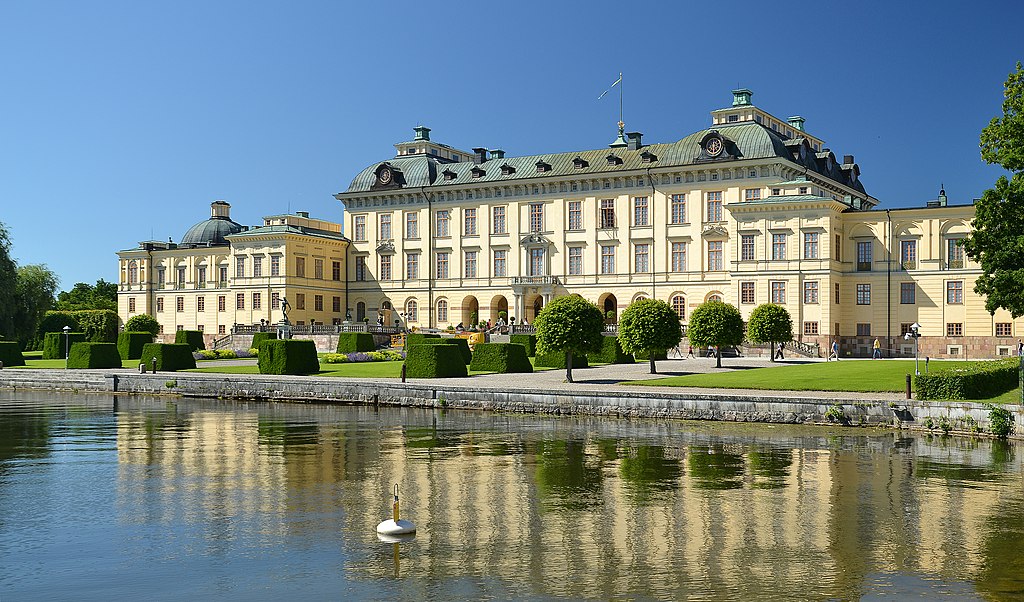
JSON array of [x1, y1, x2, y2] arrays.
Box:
[[1, 1, 1020, 289]]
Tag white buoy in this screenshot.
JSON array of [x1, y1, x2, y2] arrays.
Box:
[[376, 484, 416, 536]]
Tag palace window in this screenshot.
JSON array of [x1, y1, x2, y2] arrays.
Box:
[[946, 280, 963, 304], [803, 232, 819, 259], [217, 296, 225, 312], [437, 300, 448, 322], [900, 240, 916, 270], [218, 266, 227, 285], [379, 214, 392, 240], [128, 297, 136, 313], [634, 243, 649, 273], [464, 208, 477, 236], [803, 321, 819, 336], [406, 253, 419, 280], [600, 245, 615, 274], [436, 252, 449, 279], [355, 301, 365, 321], [492, 206, 506, 234], [272, 292, 280, 309], [706, 191, 723, 222], [946, 322, 963, 337], [670, 194, 686, 224], [253, 292, 261, 310], [770, 281, 786, 304], [465, 251, 478, 278], [235, 293, 244, 310], [333, 296, 341, 313], [568, 247, 583, 275], [296, 294, 305, 310], [529, 204, 544, 232], [314, 258, 324, 280], [405, 212, 418, 239], [835, 235, 841, 261], [772, 233, 787, 260], [379, 255, 392, 281], [996, 322, 1012, 337], [332, 261, 341, 281], [235, 257, 244, 278], [740, 281, 755, 304], [128, 260, 138, 284], [834, 283, 840, 305], [741, 234, 755, 261], [157, 297, 164, 312], [355, 256, 367, 281], [671, 295, 686, 320], [707, 241, 723, 271], [633, 196, 649, 226], [857, 323, 871, 336], [435, 210, 450, 238], [856, 241, 872, 271], [176, 296, 184, 312], [176, 266, 186, 288], [744, 188, 761, 201], [406, 299, 418, 322], [296, 257, 305, 278], [493, 250, 507, 277], [947, 238, 964, 269], [900, 282, 916, 304], [600, 199, 615, 228], [567, 201, 582, 230], [353, 215, 366, 241], [529, 248, 544, 276], [803, 281, 819, 304], [314, 295, 323, 312], [671, 242, 687, 272], [856, 283, 871, 305]]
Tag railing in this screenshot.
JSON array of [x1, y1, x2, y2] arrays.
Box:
[[509, 276, 560, 286], [510, 324, 536, 334], [741, 339, 819, 358], [900, 260, 916, 271], [947, 259, 964, 270], [211, 335, 232, 350], [231, 323, 405, 336], [603, 324, 618, 335], [857, 261, 872, 272]]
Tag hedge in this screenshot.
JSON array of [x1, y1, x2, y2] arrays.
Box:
[[0, 341, 26, 367], [534, 350, 589, 369], [175, 330, 206, 351], [587, 336, 634, 364], [445, 337, 472, 364], [915, 359, 1020, 400], [258, 339, 320, 375], [469, 343, 533, 373], [117, 331, 154, 360], [140, 343, 197, 371], [404, 332, 441, 350], [38, 310, 119, 343], [251, 332, 278, 351], [42, 331, 87, 359], [67, 342, 122, 369], [404, 344, 468, 378], [337, 332, 375, 353], [510, 334, 537, 357]]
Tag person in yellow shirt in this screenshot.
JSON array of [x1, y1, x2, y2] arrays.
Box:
[[872, 338, 882, 359]]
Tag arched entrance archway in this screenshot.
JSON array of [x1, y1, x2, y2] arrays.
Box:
[[462, 296, 479, 327], [490, 295, 508, 322], [598, 293, 618, 323]]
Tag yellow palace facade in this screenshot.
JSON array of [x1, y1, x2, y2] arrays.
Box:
[[335, 90, 1022, 358]]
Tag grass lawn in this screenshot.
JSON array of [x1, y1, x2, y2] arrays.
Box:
[[628, 360, 980, 393], [15, 358, 141, 370], [187, 355, 559, 377]]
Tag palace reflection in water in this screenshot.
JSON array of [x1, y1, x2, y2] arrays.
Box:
[[2, 390, 1023, 600]]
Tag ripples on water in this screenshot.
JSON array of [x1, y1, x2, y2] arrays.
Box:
[[1, 390, 1022, 600]]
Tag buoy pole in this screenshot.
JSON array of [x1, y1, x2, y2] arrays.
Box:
[[393, 484, 400, 522], [377, 482, 415, 537]]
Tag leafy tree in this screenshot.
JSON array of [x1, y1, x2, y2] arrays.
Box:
[[0, 222, 17, 340], [534, 295, 604, 383], [14, 264, 59, 348], [746, 303, 793, 362], [125, 313, 160, 336], [57, 279, 118, 312], [687, 300, 745, 368], [963, 63, 1024, 317], [617, 298, 682, 374]]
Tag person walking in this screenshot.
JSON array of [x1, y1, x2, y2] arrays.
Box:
[[829, 338, 840, 361], [774, 341, 785, 360], [872, 338, 882, 359], [1017, 339, 1023, 357], [687, 345, 696, 359]]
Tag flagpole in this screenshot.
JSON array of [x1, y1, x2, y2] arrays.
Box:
[[618, 72, 623, 129]]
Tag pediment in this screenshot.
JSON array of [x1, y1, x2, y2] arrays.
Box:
[[701, 225, 729, 238], [519, 233, 551, 247]]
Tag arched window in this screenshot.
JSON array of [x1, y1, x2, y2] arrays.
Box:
[[671, 295, 686, 320], [437, 299, 448, 322], [381, 300, 392, 311], [128, 260, 139, 285], [356, 302, 366, 322], [708, 294, 723, 303], [406, 299, 418, 321]]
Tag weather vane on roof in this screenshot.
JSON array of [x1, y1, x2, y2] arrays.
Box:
[[599, 73, 627, 147]]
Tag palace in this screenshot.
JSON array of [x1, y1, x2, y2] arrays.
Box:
[[119, 89, 1023, 357]]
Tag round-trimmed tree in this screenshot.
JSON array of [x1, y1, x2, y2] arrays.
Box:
[[617, 299, 682, 374], [125, 313, 160, 336], [534, 295, 604, 383], [746, 303, 793, 362], [687, 300, 745, 368]]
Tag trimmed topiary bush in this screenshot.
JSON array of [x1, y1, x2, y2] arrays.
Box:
[[337, 332, 375, 353], [915, 359, 1019, 400], [445, 337, 472, 364], [258, 339, 320, 375], [587, 336, 634, 364], [117, 331, 154, 360], [404, 332, 441, 350], [251, 331, 278, 351], [140, 343, 197, 371], [469, 343, 533, 373], [175, 330, 206, 351], [0, 341, 26, 367], [534, 349, 589, 369], [67, 342, 122, 369], [404, 344, 468, 378], [510, 334, 537, 356], [42, 331, 87, 359]]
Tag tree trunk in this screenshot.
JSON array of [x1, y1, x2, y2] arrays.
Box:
[[716, 347, 722, 368], [649, 353, 657, 374], [566, 351, 574, 383], [769, 341, 775, 362]]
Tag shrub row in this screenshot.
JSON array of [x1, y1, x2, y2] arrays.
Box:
[[174, 330, 205, 351], [39, 310, 119, 343], [68, 342, 122, 369], [0, 341, 26, 367], [43, 331, 87, 359], [509, 334, 537, 357], [469, 343, 533, 373], [587, 336, 634, 364], [258, 340, 320, 375], [117, 331, 154, 360], [915, 359, 1020, 400], [336, 332, 375, 353], [140, 343, 197, 371], [404, 344, 467, 378]]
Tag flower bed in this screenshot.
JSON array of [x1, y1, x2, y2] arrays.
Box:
[[323, 350, 405, 363]]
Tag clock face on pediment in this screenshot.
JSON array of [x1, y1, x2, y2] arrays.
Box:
[[705, 137, 723, 157], [378, 167, 393, 185]]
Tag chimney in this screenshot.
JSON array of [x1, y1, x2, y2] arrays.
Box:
[[472, 147, 488, 163], [296, 211, 309, 218], [626, 132, 643, 151], [210, 200, 230, 219], [788, 116, 805, 131], [732, 88, 753, 107], [413, 126, 431, 141], [843, 155, 854, 165], [490, 149, 505, 160]]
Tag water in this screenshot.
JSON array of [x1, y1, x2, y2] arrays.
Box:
[[1, 390, 1023, 601]]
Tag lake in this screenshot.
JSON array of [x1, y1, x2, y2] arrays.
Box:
[[1, 390, 1022, 600]]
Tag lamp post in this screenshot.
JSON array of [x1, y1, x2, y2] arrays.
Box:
[[62, 325, 71, 369], [903, 322, 922, 375]]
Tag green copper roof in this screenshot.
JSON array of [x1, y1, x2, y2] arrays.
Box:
[[226, 224, 348, 242]]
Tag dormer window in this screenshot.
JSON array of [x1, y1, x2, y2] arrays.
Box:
[[471, 167, 485, 179], [640, 150, 657, 163], [573, 156, 589, 169], [535, 161, 551, 173], [442, 169, 456, 181], [606, 154, 622, 166], [501, 163, 516, 176]]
